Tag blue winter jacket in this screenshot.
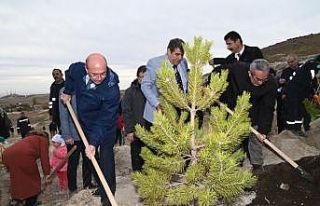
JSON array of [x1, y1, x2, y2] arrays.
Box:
[[59, 87, 80, 141], [63, 62, 120, 147]]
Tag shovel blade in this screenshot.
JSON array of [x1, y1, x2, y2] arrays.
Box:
[[295, 166, 315, 183]]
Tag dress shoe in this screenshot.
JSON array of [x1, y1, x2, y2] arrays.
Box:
[[252, 164, 265, 176], [92, 188, 100, 196], [84, 183, 97, 189]]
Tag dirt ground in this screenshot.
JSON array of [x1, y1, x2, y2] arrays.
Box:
[[250, 156, 320, 206], [1, 111, 320, 205]]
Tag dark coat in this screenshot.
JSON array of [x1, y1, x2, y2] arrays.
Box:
[[122, 79, 146, 135], [17, 116, 31, 137], [215, 45, 264, 109], [63, 62, 120, 147], [49, 81, 64, 127], [285, 60, 320, 122], [221, 63, 277, 135], [225, 45, 264, 64], [0, 108, 12, 138], [3, 135, 50, 200], [278, 67, 296, 96]]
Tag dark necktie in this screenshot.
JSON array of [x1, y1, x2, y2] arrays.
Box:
[[173, 65, 184, 91], [236, 53, 241, 61]]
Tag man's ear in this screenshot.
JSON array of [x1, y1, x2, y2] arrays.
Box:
[[236, 39, 242, 46], [167, 48, 171, 55]]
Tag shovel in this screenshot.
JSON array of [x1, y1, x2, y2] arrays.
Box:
[[222, 103, 314, 182], [66, 101, 118, 206]]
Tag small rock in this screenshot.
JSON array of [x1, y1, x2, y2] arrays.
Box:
[[279, 183, 290, 191]]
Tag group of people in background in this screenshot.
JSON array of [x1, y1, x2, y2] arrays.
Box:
[[1, 30, 319, 206]]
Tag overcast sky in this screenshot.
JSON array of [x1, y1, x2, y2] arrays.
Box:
[[0, 0, 319, 96]]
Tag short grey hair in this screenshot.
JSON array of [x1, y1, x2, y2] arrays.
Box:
[[286, 53, 298, 62], [250, 59, 270, 72]]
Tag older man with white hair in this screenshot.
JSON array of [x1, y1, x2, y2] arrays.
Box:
[[221, 59, 277, 174]]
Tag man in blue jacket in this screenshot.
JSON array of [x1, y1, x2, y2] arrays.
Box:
[[59, 71, 95, 193], [62, 53, 120, 206]]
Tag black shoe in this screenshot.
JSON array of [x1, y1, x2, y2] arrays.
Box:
[[101, 199, 111, 206], [252, 164, 265, 176], [92, 188, 100, 196], [84, 183, 97, 189]]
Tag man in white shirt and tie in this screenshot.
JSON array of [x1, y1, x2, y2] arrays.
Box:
[[141, 38, 188, 129]]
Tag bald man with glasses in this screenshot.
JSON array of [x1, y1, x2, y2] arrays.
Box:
[[62, 53, 120, 206]]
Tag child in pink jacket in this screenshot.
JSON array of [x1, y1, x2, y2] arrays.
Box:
[[50, 134, 68, 191]]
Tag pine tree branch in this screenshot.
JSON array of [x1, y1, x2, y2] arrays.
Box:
[[154, 121, 178, 145], [195, 144, 205, 150], [218, 150, 224, 177], [169, 182, 185, 188]]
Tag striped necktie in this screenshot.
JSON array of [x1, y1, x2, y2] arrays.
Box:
[[173, 65, 183, 91]]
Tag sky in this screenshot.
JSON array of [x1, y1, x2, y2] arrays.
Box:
[[0, 0, 319, 96]]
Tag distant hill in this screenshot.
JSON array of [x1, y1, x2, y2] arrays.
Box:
[[0, 91, 126, 111], [0, 93, 49, 111], [262, 33, 320, 62]]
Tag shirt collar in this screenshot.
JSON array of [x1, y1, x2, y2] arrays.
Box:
[[84, 74, 96, 89], [234, 45, 245, 59], [239, 45, 245, 55]]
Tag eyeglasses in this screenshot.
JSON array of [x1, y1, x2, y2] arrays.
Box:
[[249, 71, 269, 85], [88, 71, 107, 79]]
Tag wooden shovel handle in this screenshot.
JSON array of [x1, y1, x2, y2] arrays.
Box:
[[66, 101, 118, 206], [223, 104, 299, 168]]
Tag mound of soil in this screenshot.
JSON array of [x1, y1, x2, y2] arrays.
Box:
[[250, 156, 320, 206]]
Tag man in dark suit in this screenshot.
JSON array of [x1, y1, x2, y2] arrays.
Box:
[[209, 31, 263, 65], [209, 31, 264, 109], [224, 31, 263, 64]]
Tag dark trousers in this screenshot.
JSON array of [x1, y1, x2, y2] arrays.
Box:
[[94, 138, 116, 201], [276, 97, 286, 133], [130, 137, 145, 171], [67, 141, 93, 191], [285, 95, 304, 131], [303, 106, 311, 131], [21, 132, 27, 138], [115, 129, 124, 145], [24, 195, 38, 206], [144, 119, 153, 131]]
